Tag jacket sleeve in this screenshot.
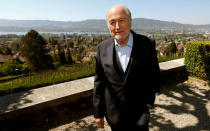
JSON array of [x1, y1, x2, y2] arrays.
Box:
[[93, 45, 106, 118], [147, 39, 161, 107]]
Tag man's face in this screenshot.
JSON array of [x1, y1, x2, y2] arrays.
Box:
[[106, 8, 131, 41]]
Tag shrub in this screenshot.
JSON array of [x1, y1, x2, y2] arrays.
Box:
[[21, 63, 30, 74], [0, 60, 22, 75], [184, 41, 210, 80]]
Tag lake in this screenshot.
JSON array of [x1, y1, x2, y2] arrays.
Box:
[[0, 32, 109, 35]]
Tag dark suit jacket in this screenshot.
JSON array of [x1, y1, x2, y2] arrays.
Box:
[[93, 30, 160, 125]]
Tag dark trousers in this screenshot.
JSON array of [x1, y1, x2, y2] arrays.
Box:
[[109, 122, 149, 131], [106, 105, 150, 131], [107, 113, 150, 131]]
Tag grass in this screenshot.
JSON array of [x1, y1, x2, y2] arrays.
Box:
[[0, 63, 95, 96], [0, 75, 22, 83], [158, 55, 184, 63]]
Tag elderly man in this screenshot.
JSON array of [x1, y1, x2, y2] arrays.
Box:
[[93, 5, 160, 131]]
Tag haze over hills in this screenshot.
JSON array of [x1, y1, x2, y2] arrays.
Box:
[[0, 18, 210, 32]]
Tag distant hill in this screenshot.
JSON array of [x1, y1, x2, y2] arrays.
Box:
[[0, 18, 210, 32]]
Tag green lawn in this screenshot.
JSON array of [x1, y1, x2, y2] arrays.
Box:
[[0, 63, 95, 96]]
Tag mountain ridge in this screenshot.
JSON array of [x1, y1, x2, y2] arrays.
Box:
[[0, 18, 210, 32]]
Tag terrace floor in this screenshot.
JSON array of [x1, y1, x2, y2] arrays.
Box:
[[27, 80, 210, 131]]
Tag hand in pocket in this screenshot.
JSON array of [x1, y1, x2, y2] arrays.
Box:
[[136, 113, 150, 126]]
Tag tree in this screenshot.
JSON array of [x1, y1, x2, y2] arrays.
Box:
[[52, 48, 58, 62], [4, 47, 12, 55], [21, 30, 53, 71], [0, 47, 4, 54], [57, 44, 66, 65], [66, 47, 73, 64], [78, 44, 85, 53], [51, 38, 58, 45], [164, 40, 177, 56], [68, 40, 74, 48]]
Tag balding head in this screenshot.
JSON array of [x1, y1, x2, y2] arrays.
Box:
[[106, 5, 132, 21]]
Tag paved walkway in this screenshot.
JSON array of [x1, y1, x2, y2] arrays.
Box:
[[32, 80, 209, 131]]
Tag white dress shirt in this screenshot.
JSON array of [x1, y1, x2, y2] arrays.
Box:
[[114, 32, 133, 72]]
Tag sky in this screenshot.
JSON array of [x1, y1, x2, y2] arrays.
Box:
[[0, 0, 210, 25]]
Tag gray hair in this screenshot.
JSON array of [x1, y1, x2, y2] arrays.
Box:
[[124, 7, 132, 20]]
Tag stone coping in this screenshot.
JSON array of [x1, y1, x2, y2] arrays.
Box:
[[159, 58, 184, 70], [0, 77, 94, 114], [0, 58, 185, 119]]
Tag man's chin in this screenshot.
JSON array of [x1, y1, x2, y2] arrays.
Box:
[[114, 35, 127, 41]]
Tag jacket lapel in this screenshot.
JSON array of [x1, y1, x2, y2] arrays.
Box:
[[109, 31, 142, 85], [105, 38, 124, 83], [114, 46, 126, 78], [123, 31, 138, 85], [112, 40, 125, 82]]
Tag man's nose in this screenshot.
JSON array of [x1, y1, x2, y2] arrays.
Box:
[[115, 22, 120, 29]]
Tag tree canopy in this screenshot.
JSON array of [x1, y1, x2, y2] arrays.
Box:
[[164, 40, 177, 56], [21, 30, 53, 71]]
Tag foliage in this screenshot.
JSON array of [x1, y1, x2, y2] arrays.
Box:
[[68, 40, 74, 48], [72, 53, 81, 62], [4, 47, 12, 55], [66, 47, 73, 64], [158, 54, 184, 63], [0, 47, 3, 54], [184, 41, 210, 80], [49, 38, 58, 45], [0, 75, 22, 83], [164, 40, 177, 56], [21, 63, 30, 74], [57, 44, 66, 64], [0, 63, 95, 96], [20, 30, 53, 71], [78, 44, 85, 53], [0, 60, 22, 75], [0, 46, 12, 55]]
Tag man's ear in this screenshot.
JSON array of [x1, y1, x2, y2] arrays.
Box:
[[129, 20, 132, 29]]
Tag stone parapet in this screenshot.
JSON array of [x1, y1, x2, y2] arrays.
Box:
[[159, 58, 187, 85]]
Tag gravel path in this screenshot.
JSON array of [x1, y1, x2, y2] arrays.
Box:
[[35, 80, 210, 131]]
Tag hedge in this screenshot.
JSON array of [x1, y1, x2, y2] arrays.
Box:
[[184, 41, 210, 80]]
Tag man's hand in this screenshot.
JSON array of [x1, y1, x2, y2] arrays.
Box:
[[95, 118, 104, 128], [147, 104, 154, 109]]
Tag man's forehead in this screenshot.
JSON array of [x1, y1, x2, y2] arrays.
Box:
[[107, 10, 128, 21], [107, 16, 127, 21]]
